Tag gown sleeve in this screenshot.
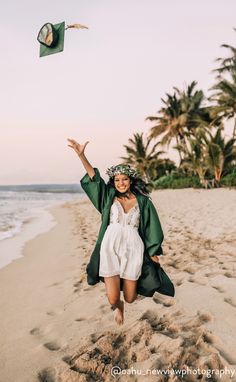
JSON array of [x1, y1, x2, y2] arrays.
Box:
[[144, 198, 164, 257], [80, 168, 109, 214]]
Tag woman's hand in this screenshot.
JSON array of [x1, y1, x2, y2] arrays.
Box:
[[67, 138, 89, 157], [67, 138, 95, 179], [151, 255, 160, 263]]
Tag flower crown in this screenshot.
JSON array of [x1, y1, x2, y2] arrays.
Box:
[[106, 164, 138, 178]]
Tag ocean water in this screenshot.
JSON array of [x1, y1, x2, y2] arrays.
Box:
[[0, 184, 84, 269], [0, 184, 83, 242]]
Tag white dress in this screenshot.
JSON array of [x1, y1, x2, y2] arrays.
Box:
[[99, 198, 144, 280]]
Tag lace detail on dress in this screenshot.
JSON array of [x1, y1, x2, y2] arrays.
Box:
[[109, 200, 140, 229]]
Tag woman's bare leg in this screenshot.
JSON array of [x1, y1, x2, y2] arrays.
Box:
[[123, 279, 138, 303], [104, 276, 124, 325]]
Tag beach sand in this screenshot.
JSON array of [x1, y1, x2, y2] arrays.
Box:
[[0, 188, 236, 382]]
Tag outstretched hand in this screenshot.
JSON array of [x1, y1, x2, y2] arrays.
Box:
[[67, 139, 89, 157]]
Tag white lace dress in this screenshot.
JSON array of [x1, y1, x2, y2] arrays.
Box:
[[99, 198, 144, 280]]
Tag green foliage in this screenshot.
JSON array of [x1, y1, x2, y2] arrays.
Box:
[[220, 172, 236, 187], [153, 173, 201, 189], [153, 159, 177, 179]]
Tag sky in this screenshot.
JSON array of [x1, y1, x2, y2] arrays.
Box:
[[0, 0, 236, 185]]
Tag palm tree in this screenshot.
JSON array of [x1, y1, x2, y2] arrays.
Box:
[[211, 76, 236, 138], [175, 138, 209, 188], [202, 126, 236, 184], [213, 42, 236, 78], [121, 132, 166, 182], [177, 125, 236, 187], [211, 40, 236, 138], [146, 81, 213, 163], [146, 92, 184, 162]]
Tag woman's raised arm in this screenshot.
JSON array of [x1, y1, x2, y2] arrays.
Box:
[[67, 139, 95, 179]]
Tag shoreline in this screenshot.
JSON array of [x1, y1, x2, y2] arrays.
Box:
[[0, 196, 83, 270], [0, 208, 57, 270], [0, 189, 236, 382]]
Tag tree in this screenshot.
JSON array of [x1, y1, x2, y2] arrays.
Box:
[[211, 40, 236, 138], [202, 126, 236, 184], [179, 126, 236, 187], [175, 137, 209, 188], [121, 132, 166, 182], [146, 82, 213, 163]]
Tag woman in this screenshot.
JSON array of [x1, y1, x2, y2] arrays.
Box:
[[67, 138, 175, 325]]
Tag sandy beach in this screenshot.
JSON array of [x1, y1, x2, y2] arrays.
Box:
[[0, 188, 236, 382]]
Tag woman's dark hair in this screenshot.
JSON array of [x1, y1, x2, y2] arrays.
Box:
[[107, 175, 151, 198]]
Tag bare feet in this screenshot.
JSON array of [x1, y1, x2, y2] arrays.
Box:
[[113, 300, 124, 326]]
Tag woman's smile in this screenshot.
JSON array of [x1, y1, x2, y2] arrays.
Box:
[[114, 174, 131, 193]]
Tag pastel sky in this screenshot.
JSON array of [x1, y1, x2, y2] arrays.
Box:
[[1, 0, 236, 184]]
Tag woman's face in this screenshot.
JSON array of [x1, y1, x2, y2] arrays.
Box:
[[114, 174, 131, 193]]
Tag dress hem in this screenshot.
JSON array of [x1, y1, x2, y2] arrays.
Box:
[[99, 271, 140, 281]]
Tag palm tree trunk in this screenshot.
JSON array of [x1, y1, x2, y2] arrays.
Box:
[[233, 118, 236, 139], [176, 136, 183, 164]]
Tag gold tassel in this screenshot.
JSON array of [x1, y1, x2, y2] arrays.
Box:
[[66, 23, 89, 30]]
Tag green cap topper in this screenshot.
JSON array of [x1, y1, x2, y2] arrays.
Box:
[[37, 22, 88, 58]]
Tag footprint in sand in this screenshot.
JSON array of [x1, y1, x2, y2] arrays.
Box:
[[73, 280, 83, 293], [188, 276, 195, 283], [175, 279, 183, 286], [75, 317, 86, 322], [183, 266, 195, 274], [197, 311, 212, 323], [212, 285, 225, 293], [152, 295, 175, 307], [38, 367, 56, 382], [29, 327, 42, 336], [132, 332, 143, 344], [201, 331, 236, 366], [43, 341, 61, 351], [224, 271, 234, 278], [201, 331, 216, 345], [61, 355, 73, 365], [83, 287, 91, 292], [224, 297, 236, 308], [188, 276, 207, 286], [216, 346, 236, 365], [139, 310, 178, 338], [90, 333, 105, 344], [209, 254, 217, 259], [46, 311, 56, 316], [205, 271, 223, 278], [48, 281, 61, 287], [166, 261, 179, 269]]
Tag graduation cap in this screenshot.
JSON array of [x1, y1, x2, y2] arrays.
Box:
[[37, 22, 88, 58]]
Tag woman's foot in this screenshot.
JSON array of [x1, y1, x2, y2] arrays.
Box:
[[112, 300, 124, 325]]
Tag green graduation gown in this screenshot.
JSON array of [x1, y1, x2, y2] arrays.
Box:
[[80, 168, 175, 297]]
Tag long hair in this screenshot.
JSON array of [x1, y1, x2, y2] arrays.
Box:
[[107, 175, 151, 198]]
